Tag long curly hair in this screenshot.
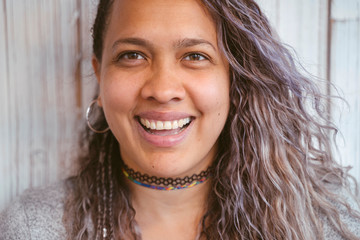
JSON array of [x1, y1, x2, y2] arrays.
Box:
[[64, 0, 360, 239]]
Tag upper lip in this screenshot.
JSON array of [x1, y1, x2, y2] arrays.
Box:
[[136, 111, 194, 121]]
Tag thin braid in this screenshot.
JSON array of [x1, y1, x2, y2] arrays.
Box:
[[96, 135, 108, 240], [101, 152, 107, 239], [107, 141, 115, 240], [96, 156, 104, 240]]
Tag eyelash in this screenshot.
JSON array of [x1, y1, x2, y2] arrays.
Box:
[[114, 51, 146, 62], [184, 52, 210, 61]]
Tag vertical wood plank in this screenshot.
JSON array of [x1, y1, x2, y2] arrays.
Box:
[[256, 0, 330, 101], [4, 0, 25, 205], [255, 0, 280, 26], [330, 0, 360, 181], [257, 0, 329, 82], [0, 0, 95, 210], [0, 0, 11, 209]]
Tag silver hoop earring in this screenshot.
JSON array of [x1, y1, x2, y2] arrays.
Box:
[[86, 99, 110, 133]]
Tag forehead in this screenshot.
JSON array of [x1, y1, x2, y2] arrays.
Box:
[[104, 0, 217, 43], [111, 0, 210, 21]]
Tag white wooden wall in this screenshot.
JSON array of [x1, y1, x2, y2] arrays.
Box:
[[258, 0, 360, 184], [0, 0, 98, 210], [330, 0, 360, 181], [0, 0, 359, 210]]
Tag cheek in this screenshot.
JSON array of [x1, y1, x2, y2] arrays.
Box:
[[100, 74, 140, 114], [99, 74, 141, 139], [189, 72, 230, 116]]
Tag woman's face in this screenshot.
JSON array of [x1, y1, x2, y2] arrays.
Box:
[[94, 0, 230, 177]]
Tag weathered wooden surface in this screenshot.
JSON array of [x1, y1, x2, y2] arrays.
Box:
[[330, 0, 360, 180], [258, 0, 360, 180], [257, 0, 329, 81], [0, 0, 98, 210], [0, 0, 359, 210]]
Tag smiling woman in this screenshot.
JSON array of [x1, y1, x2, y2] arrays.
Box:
[[93, 0, 229, 180], [1, 0, 360, 240]]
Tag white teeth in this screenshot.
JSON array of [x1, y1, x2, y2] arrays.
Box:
[[164, 121, 172, 130], [172, 120, 178, 129], [156, 121, 164, 130], [139, 117, 191, 130], [145, 119, 151, 128], [180, 119, 185, 128]]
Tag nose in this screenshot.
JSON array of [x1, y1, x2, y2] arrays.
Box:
[[140, 65, 186, 103]]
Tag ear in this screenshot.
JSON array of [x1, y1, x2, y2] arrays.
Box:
[[92, 56, 101, 84], [96, 97, 103, 107], [92, 56, 103, 107]]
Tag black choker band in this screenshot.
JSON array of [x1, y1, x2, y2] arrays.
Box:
[[122, 164, 212, 190]]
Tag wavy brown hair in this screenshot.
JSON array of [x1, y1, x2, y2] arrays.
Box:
[[64, 0, 360, 239]]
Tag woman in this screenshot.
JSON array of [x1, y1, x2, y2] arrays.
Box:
[[1, 0, 359, 239]]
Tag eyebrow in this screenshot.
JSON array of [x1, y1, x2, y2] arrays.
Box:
[[111, 38, 154, 52], [173, 38, 216, 51], [111, 37, 216, 52]]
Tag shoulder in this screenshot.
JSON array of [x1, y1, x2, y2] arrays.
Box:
[[321, 185, 360, 239], [0, 181, 68, 240]]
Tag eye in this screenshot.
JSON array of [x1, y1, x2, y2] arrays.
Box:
[[113, 51, 147, 66], [118, 52, 145, 60], [183, 53, 208, 61]]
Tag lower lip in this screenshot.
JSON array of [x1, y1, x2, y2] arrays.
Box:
[[136, 120, 193, 147]]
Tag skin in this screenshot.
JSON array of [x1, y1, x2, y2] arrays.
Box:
[[92, 0, 230, 238]]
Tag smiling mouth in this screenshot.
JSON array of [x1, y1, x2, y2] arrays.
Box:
[[138, 117, 192, 135]]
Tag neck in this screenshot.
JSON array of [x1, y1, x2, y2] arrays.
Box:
[[130, 177, 211, 212], [128, 178, 211, 239]]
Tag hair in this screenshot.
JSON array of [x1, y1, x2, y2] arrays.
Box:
[[64, 0, 360, 239]]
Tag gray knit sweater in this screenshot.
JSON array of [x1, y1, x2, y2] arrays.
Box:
[[1, 182, 360, 240]]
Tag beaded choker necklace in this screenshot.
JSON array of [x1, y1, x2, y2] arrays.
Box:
[[122, 164, 212, 190]]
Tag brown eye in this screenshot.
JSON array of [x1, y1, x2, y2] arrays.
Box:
[[121, 52, 145, 60], [113, 51, 147, 67], [184, 53, 207, 61]]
